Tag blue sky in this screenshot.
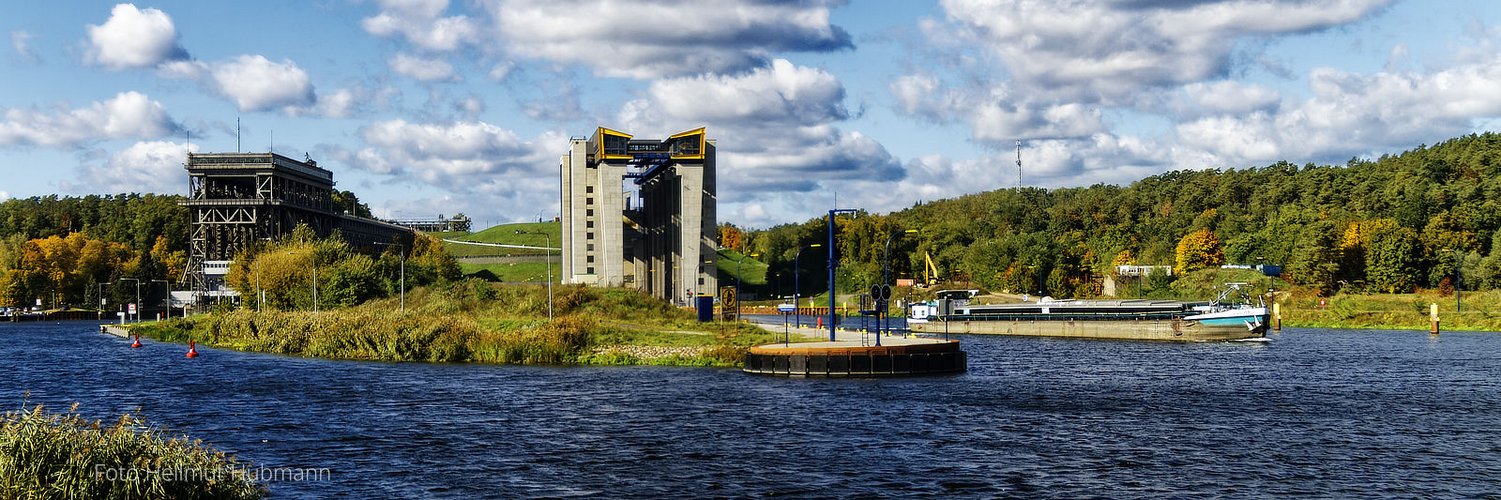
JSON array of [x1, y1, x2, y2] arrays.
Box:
[[3, 1, 1500, 229]]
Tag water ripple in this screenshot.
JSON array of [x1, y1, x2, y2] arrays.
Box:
[[4, 322, 1501, 497]]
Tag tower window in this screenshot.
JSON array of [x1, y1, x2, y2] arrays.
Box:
[[587, 255, 595, 263], [586, 197, 594, 205], [587, 267, 595, 274], [587, 232, 594, 240], [586, 186, 594, 194], [586, 221, 594, 228]]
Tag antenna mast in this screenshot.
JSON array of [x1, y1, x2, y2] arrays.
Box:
[[1015, 140, 1022, 188], [236, 117, 241, 152]]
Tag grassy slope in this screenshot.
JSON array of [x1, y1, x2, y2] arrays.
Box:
[[438, 222, 561, 258], [132, 281, 809, 367], [716, 248, 768, 287], [441, 222, 562, 282]]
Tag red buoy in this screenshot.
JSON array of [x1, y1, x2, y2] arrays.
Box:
[[186, 340, 199, 358], [131, 335, 141, 348], [817, 316, 823, 329]]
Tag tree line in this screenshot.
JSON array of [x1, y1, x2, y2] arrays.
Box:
[[0, 193, 459, 312], [726, 132, 1501, 298], [0, 194, 188, 311]]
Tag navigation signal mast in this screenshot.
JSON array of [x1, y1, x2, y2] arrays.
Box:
[[1015, 140, 1023, 188]]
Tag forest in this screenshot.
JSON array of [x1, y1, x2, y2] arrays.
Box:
[[729, 133, 1501, 299], [0, 194, 188, 311], [0, 190, 406, 312]]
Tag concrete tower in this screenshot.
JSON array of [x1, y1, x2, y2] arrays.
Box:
[[559, 127, 717, 304]]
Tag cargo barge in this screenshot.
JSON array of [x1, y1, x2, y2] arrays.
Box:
[[908, 284, 1269, 342]]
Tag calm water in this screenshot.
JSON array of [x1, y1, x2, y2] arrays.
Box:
[[3, 321, 1500, 498]]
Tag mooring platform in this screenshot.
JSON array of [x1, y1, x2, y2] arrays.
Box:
[[742, 331, 966, 377]]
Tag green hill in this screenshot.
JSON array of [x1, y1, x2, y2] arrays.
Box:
[[734, 133, 1501, 300], [440, 221, 561, 283]]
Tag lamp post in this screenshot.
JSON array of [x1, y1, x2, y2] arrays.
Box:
[[517, 230, 553, 321], [882, 229, 918, 338], [736, 252, 759, 321], [151, 280, 169, 320], [1455, 248, 1462, 313], [254, 259, 263, 312], [374, 242, 406, 313], [827, 208, 858, 342], [119, 278, 140, 323], [793, 244, 821, 330], [289, 251, 317, 314]]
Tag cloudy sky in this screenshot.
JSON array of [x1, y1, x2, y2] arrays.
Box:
[[3, 1, 1500, 228]]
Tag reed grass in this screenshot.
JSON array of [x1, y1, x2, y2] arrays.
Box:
[[1277, 288, 1501, 332], [132, 280, 786, 367], [0, 404, 264, 499]]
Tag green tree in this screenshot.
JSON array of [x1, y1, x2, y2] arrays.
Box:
[[1366, 224, 1421, 293], [1287, 220, 1342, 296]]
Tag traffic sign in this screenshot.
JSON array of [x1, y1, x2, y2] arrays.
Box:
[[777, 303, 795, 313], [878, 284, 893, 301], [128, 303, 137, 315]]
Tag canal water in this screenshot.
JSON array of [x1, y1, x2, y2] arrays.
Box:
[[3, 321, 1499, 498]]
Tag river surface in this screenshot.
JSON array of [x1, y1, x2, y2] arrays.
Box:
[[3, 321, 1500, 498]]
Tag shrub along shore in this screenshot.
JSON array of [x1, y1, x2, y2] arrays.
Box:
[[0, 404, 265, 499], [131, 280, 793, 367]]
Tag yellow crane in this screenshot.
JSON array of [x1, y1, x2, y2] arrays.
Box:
[[924, 251, 939, 285]]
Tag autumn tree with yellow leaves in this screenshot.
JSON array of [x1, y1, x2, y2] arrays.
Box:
[[1174, 229, 1225, 275]]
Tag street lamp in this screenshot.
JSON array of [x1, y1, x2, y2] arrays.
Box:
[[288, 251, 318, 314], [516, 230, 553, 321], [374, 242, 406, 312], [736, 252, 759, 320], [882, 229, 918, 338], [826, 208, 858, 342], [793, 243, 821, 330], [118, 278, 141, 323], [1454, 248, 1463, 313], [151, 280, 170, 320]]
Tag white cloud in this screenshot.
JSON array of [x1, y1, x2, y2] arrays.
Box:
[[616, 58, 902, 221], [891, 74, 1103, 141], [1174, 81, 1281, 118], [11, 30, 36, 62], [209, 55, 316, 112], [354, 120, 555, 182], [332, 120, 565, 223], [488, 0, 852, 79], [647, 59, 847, 126], [933, 0, 1390, 99], [487, 61, 515, 81], [362, 0, 479, 52], [85, 3, 187, 70], [164, 57, 353, 117], [77, 140, 196, 194], [389, 53, 458, 82], [0, 191, 9, 201], [1178, 60, 1501, 165], [0, 92, 180, 148]]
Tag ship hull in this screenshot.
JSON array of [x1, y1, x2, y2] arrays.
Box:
[[909, 311, 1267, 342]]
